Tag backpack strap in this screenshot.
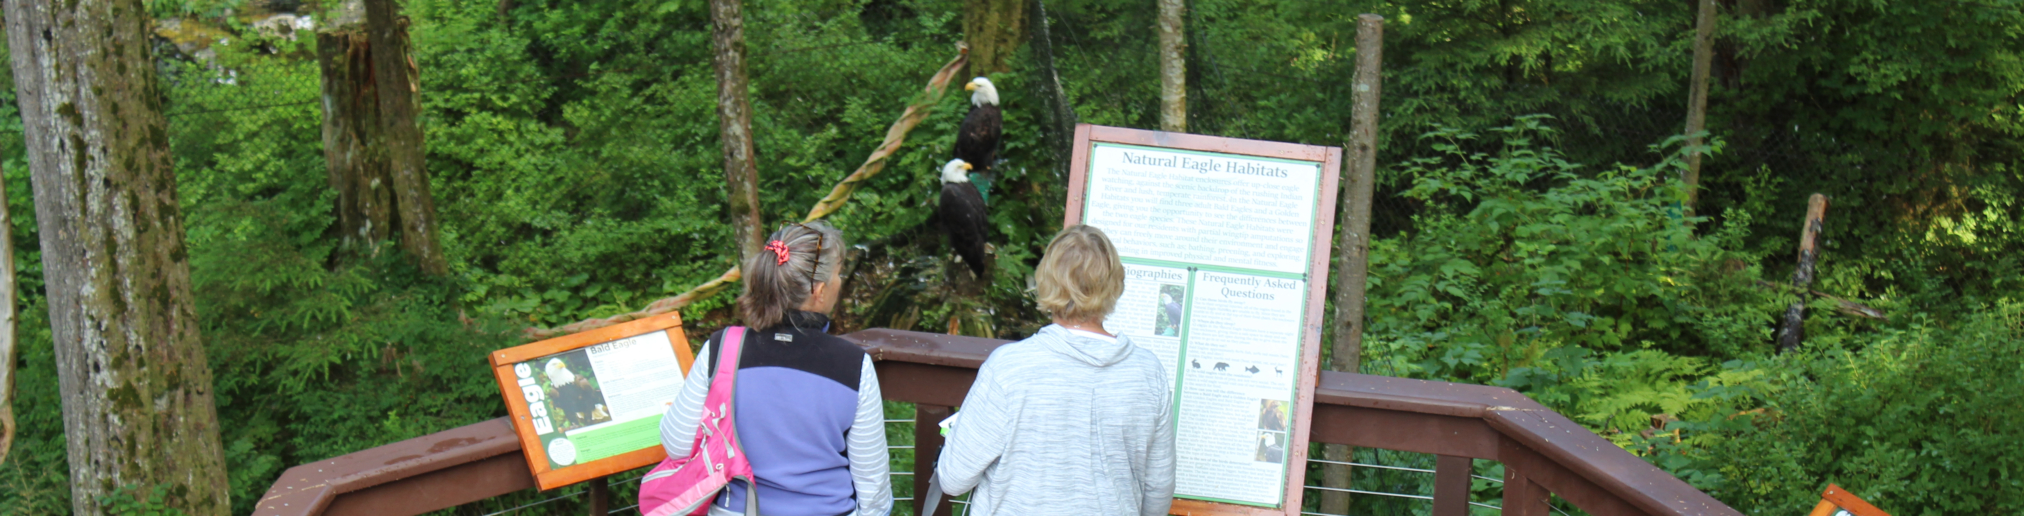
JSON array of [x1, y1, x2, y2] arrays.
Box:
[[711, 327, 762, 516]]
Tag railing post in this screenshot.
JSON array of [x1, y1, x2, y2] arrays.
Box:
[[1432, 455, 1471, 516], [915, 404, 954, 516], [587, 475, 610, 516], [1502, 466, 1551, 516]]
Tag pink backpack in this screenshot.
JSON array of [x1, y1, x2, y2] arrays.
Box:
[[639, 326, 759, 516]]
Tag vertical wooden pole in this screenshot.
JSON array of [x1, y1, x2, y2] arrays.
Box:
[[1322, 13, 1383, 516], [586, 474, 610, 516], [1777, 194, 1829, 354], [1501, 471, 1551, 516], [711, 0, 766, 266], [1156, 0, 1187, 133], [1681, 0, 1717, 213], [1431, 455, 1472, 516], [915, 404, 953, 516]]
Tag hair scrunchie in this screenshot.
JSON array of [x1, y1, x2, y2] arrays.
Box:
[[764, 240, 792, 265]]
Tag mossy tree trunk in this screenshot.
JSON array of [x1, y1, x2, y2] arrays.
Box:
[[317, 15, 401, 260], [1, 0, 230, 513], [711, 0, 766, 264], [963, 0, 1028, 75], [363, 0, 449, 275]]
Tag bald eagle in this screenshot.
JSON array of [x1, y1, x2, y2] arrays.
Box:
[[939, 159, 989, 278], [955, 77, 1002, 199]]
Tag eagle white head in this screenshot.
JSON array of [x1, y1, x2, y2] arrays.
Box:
[[545, 359, 574, 386], [941, 159, 974, 183], [965, 77, 999, 107]]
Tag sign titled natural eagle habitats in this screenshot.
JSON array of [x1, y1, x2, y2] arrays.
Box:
[[490, 312, 697, 490], [1066, 124, 1342, 516]]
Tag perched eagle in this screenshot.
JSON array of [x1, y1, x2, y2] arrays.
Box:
[[955, 77, 1002, 200], [939, 159, 990, 279]]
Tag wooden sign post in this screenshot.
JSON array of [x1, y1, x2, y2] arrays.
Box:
[[1066, 124, 1342, 516], [490, 312, 697, 490]]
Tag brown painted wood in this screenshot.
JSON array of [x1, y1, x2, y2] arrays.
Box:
[[324, 453, 537, 516], [915, 405, 954, 516], [1308, 405, 1499, 459], [259, 329, 1746, 516], [587, 475, 610, 516], [1432, 455, 1472, 516], [1498, 436, 1643, 516], [255, 418, 531, 516], [1501, 468, 1552, 516], [1064, 124, 1094, 226], [488, 312, 694, 490], [1490, 408, 1730, 516]]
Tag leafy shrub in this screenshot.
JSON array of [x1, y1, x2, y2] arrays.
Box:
[[1360, 115, 1779, 385], [1684, 302, 2024, 514]]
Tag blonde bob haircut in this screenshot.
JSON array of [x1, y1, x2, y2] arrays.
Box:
[[1034, 225, 1126, 322]]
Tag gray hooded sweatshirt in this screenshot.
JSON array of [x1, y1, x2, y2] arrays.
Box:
[[935, 325, 1177, 516]]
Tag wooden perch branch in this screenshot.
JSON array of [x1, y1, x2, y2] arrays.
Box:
[[524, 45, 971, 341]]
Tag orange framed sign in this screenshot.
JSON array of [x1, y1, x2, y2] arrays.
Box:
[[1066, 124, 1342, 516], [490, 312, 697, 490], [1807, 484, 1891, 516]]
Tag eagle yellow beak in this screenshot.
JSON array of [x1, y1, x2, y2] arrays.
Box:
[[965, 82, 979, 91], [961, 162, 974, 170]]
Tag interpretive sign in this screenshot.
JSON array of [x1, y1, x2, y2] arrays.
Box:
[[1067, 124, 1341, 516], [490, 312, 696, 490]]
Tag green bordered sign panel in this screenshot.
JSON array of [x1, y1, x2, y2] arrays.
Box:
[[490, 313, 697, 490], [1066, 124, 1342, 516]]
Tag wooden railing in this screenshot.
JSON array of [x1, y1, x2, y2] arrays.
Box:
[[254, 329, 1741, 516]]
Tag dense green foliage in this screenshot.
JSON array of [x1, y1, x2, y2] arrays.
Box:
[[0, 0, 2017, 514]]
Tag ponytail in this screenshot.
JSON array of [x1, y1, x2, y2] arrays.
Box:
[[737, 221, 846, 329]]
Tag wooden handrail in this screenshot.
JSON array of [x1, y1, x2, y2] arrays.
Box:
[[255, 328, 1740, 516]]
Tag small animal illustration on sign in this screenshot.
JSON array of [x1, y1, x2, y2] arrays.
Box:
[[1191, 359, 1201, 369], [1274, 366, 1284, 376], [1245, 365, 1260, 374], [1213, 362, 1230, 371]]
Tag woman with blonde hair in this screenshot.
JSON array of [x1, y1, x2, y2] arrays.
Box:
[[658, 221, 893, 516], [936, 225, 1177, 515]]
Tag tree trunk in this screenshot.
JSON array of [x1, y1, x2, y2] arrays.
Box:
[[1156, 0, 1186, 132], [1323, 14, 1385, 516], [317, 9, 398, 258], [1681, 0, 1716, 214], [363, 0, 449, 275], [2, 0, 231, 512], [1026, 0, 1075, 178], [711, 0, 766, 265], [0, 163, 15, 465], [1776, 194, 1828, 354], [963, 0, 1028, 75]]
